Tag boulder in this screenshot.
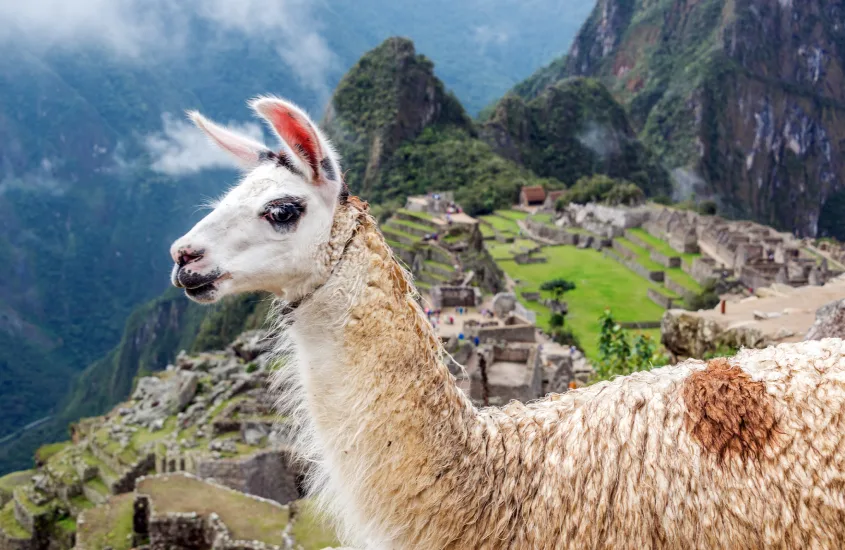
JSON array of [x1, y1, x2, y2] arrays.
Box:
[[805, 299, 845, 341], [229, 330, 273, 361], [660, 309, 769, 359]]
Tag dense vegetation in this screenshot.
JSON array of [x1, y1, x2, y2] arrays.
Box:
[[555, 174, 645, 208], [481, 78, 671, 196]]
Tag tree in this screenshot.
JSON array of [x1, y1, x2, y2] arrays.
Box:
[[540, 278, 576, 301]]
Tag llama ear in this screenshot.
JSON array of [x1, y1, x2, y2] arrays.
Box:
[[187, 110, 267, 170], [249, 97, 338, 184]]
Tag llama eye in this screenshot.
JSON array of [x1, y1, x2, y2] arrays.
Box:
[[263, 202, 303, 230]]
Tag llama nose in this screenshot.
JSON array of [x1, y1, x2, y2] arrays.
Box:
[[175, 247, 204, 267]]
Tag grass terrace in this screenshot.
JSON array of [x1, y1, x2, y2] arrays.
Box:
[[614, 237, 664, 272], [628, 228, 700, 264], [479, 214, 519, 234], [76, 493, 134, 550], [0, 470, 34, 502], [35, 442, 71, 464], [291, 500, 341, 550], [495, 246, 665, 357], [494, 210, 529, 221], [0, 501, 30, 539], [397, 208, 434, 221], [666, 269, 701, 293], [138, 474, 289, 546], [486, 239, 540, 260]]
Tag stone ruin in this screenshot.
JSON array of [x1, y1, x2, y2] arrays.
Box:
[[471, 343, 542, 404], [404, 191, 457, 216], [646, 206, 841, 289], [429, 285, 481, 309], [0, 330, 337, 550], [445, 292, 593, 406]]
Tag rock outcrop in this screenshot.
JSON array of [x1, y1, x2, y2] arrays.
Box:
[[481, 77, 670, 196], [806, 299, 845, 341], [0, 330, 339, 550], [514, 0, 845, 238]]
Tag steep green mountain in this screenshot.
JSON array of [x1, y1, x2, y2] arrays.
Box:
[[324, 37, 560, 214], [480, 77, 671, 195], [513, 0, 845, 237]]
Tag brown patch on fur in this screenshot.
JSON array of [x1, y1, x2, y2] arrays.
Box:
[[682, 358, 777, 464]]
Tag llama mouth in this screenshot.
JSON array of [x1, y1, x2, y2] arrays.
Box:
[[180, 272, 231, 302], [185, 281, 218, 301]]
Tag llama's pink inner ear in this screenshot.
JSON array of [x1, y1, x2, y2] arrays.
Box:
[[254, 101, 322, 179]]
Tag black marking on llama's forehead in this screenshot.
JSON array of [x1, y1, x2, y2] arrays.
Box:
[[259, 150, 304, 177], [320, 157, 337, 181]]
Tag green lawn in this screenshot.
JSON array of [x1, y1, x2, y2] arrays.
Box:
[[627, 228, 700, 264], [494, 209, 529, 221], [138, 474, 288, 545], [495, 246, 666, 358], [0, 501, 30, 539], [530, 213, 555, 226], [478, 223, 496, 238], [486, 239, 539, 259], [479, 215, 519, 234], [382, 226, 420, 244], [390, 218, 434, 234], [76, 493, 134, 550], [397, 208, 434, 221], [291, 500, 341, 550], [666, 268, 701, 293]]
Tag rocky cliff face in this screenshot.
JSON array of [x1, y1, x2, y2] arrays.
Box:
[[481, 77, 671, 196], [517, 0, 845, 237], [323, 37, 557, 214]]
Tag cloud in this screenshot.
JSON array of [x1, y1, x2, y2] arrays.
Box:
[[671, 167, 706, 201], [576, 122, 621, 159], [0, 0, 337, 98], [145, 113, 265, 176], [0, 158, 66, 197]]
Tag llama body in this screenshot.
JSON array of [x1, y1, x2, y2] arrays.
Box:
[[171, 96, 845, 549]]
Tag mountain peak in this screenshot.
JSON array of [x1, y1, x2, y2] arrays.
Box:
[[323, 37, 471, 197]]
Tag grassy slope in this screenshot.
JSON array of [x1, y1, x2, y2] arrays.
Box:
[[76, 493, 134, 550], [137, 475, 288, 545], [498, 245, 665, 358]]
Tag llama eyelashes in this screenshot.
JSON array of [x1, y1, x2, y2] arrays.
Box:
[[262, 199, 306, 232]]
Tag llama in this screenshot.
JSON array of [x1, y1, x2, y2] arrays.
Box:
[[170, 96, 845, 549]]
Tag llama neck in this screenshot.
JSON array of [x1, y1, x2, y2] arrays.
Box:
[[284, 208, 479, 544]]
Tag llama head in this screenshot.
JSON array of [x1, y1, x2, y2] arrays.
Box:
[[170, 97, 345, 304]]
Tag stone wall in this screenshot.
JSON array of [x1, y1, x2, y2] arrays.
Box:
[[649, 250, 681, 268], [604, 250, 665, 282], [149, 512, 210, 550], [430, 286, 481, 309], [0, 532, 31, 550], [195, 450, 301, 505], [113, 453, 156, 494], [647, 289, 675, 309], [465, 322, 536, 344], [522, 219, 579, 245], [664, 278, 694, 301]]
